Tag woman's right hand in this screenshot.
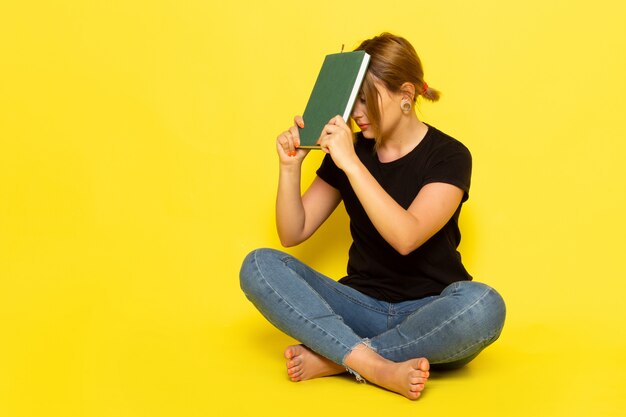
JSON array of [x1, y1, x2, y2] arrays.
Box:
[[276, 116, 310, 165]]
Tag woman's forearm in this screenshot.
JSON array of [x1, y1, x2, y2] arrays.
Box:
[[343, 162, 423, 255], [276, 164, 307, 247]]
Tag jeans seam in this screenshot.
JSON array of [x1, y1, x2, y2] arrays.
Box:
[[253, 250, 356, 362], [437, 334, 488, 363], [437, 318, 503, 363], [376, 285, 493, 357]]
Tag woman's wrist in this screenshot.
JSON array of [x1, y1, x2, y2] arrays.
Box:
[[340, 156, 364, 178], [279, 159, 303, 171]]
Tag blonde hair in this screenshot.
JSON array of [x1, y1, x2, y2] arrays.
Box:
[[354, 33, 440, 145]]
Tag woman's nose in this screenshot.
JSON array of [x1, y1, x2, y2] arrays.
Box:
[[352, 102, 364, 119]]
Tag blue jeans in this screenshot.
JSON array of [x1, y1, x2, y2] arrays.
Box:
[[240, 248, 505, 372]]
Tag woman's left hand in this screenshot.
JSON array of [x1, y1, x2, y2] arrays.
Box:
[[318, 116, 359, 172]]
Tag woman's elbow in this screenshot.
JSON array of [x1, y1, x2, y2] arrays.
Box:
[[395, 245, 415, 256], [278, 232, 306, 248], [393, 238, 425, 256], [279, 237, 298, 248]]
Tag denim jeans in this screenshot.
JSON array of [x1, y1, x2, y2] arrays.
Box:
[[240, 248, 505, 372]]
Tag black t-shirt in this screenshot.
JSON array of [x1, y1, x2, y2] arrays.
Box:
[[316, 125, 472, 302]]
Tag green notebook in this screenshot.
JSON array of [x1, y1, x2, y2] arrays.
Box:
[[298, 51, 371, 149]]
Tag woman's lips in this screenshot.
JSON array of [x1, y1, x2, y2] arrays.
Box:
[[358, 124, 369, 130]]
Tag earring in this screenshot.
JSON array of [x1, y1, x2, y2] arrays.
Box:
[[401, 97, 412, 113]]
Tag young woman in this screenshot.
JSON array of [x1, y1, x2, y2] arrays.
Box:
[[240, 33, 506, 400]]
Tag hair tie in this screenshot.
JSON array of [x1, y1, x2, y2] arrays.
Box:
[[422, 82, 429, 95]]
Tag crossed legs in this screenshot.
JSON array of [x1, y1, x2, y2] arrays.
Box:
[[240, 249, 505, 400]]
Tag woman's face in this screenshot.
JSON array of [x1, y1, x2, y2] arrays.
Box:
[[351, 81, 403, 140]]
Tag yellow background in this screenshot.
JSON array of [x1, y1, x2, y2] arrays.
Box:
[[1, 1, 625, 416]]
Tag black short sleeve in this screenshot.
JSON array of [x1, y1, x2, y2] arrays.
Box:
[[423, 141, 472, 202], [316, 154, 343, 190]]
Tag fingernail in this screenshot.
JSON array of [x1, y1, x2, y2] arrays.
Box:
[[298, 121, 304, 128]]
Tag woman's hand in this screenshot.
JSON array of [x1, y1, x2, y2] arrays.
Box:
[[276, 116, 310, 165], [318, 115, 359, 172]]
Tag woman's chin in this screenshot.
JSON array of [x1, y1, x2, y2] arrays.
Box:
[[360, 131, 376, 139]]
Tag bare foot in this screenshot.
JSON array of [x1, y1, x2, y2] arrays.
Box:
[[284, 345, 345, 382], [345, 345, 430, 400], [373, 357, 430, 400]]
